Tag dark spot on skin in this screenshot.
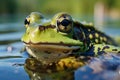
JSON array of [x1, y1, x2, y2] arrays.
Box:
[[60, 41, 64, 44], [102, 46, 110, 51], [39, 25, 55, 31], [118, 51, 120, 53], [63, 50, 69, 54], [39, 25, 45, 31], [98, 47, 101, 52], [47, 25, 56, 29], [44, 51, 51, 54], [98, 51, 107, 55], [112, 49, 118, 51]]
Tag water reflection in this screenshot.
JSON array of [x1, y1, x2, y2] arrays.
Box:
[[23, 53, 120, 80], [75, 54, 120, 80], [24, 56, 87, 80], [24, 58, 74, 80], [0, 52, 29, 80]]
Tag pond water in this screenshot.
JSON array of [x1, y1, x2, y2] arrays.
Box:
[[0, 22, 30, 80], [0, 17, 120, 80]]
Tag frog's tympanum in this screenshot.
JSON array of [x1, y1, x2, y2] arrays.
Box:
[[22, 12, 120, 71]]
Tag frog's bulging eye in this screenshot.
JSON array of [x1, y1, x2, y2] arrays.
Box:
[[57, 14, 73, 33], [24, 12, 44, 28]]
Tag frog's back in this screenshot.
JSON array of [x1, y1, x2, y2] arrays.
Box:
[[73, 22, 117, 46]]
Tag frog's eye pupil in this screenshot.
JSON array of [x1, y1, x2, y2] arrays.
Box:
[[57, 18, 73, 33], [57, 19, 72, 33], [56, 13, 73, 33], [61, 19, 71, 26], [24, 19, 30, 26], [24, 19, 28, 25]]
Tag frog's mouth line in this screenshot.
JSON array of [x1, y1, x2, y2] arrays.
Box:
[[24, 42, 80, 50]]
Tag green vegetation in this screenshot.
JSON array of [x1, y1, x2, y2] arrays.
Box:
[[0, 0, 120, 27], [0, 0, 120, 15]]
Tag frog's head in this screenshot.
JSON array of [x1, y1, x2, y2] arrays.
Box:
[[22, 12, 86, 63]]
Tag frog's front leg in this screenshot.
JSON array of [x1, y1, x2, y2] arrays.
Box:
[[85, 44, 120, 56], [56, 44, 120, 70]]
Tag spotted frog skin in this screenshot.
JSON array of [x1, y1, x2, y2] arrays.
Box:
[[22, 12, 120, 70]]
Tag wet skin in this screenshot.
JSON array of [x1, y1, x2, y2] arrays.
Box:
[[22, 12, 120, 71]]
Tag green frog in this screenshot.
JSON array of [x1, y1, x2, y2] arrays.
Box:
[[22, 12, 120, 71]]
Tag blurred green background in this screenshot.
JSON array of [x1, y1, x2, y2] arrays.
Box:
[[0, 0, 120, 27], [1, 0, 120, 45], [0, 0, 120, 15]]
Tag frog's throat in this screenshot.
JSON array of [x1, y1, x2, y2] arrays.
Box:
[[25, 42, 80, 50], [25, 43, 81, 63]]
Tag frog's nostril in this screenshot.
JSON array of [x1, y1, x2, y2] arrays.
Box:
[[39, 25, 46, 31]]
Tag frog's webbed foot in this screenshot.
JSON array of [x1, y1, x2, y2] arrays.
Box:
[[84, 44, 120, 56]]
